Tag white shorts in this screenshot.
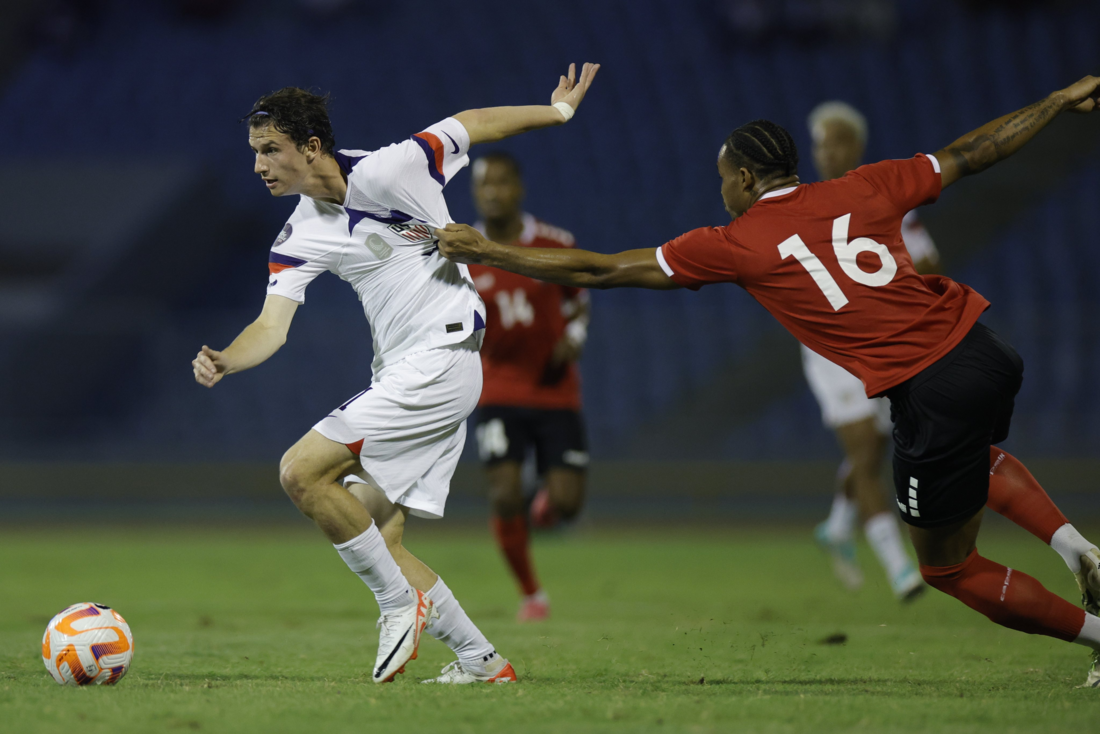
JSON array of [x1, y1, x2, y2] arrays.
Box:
[[313, 336, 483, 520], [801, 344, 891, 433]]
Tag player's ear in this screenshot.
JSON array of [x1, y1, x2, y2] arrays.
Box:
[[306, 136, 321, 162], [740, 166, 755, 193]]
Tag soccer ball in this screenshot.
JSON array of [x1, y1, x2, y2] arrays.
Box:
[[42, 602, 134, 686]]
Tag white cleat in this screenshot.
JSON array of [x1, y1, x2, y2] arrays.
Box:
[[373, 589, 436, 684], [1079, 651, 1100, 689], [814, 522, 863, 591], [1075, 548, 1100, 615], [421, 655, 517, 685], [890, 565, 926, 603]]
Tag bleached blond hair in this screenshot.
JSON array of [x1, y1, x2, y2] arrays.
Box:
[[807, 101, 868, 145]]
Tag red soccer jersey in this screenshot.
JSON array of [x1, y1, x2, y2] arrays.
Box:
[[469, 214, 584, 410], [659, 154, 989, 397]]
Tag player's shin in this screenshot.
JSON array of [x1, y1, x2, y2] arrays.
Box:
[[491, 515, 541, 596], [920, 549, 1095, 648], [987, 448, 1099, 584], [333, 521, 414, 612]]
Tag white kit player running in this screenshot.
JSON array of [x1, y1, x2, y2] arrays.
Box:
[[803, 102, 936, 601], [192, 63, 600, 685]]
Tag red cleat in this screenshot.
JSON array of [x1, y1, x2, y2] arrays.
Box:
[[517, 591, 550, 622]]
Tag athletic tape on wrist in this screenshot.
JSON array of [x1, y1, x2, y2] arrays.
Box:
[[553, 102, 575, 122]]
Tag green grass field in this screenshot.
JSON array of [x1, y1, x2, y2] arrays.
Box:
[[1, 521, 1096, 733]]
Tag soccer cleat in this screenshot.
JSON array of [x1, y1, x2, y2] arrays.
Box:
[[890, 564, 925, 603], [421, 657, 517, 685], [529, 488, 559, 529], [1075, 548, 1100, 615], [1079, 651, 1100, 689], [517, 591, 550, 622], [814, 522, 863, 591], [372, 589, 436, 684]]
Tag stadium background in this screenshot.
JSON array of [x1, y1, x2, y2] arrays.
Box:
[[1, 0, 1098, 523]]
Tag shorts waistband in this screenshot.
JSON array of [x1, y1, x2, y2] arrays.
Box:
[[888, 321, 991, 397]]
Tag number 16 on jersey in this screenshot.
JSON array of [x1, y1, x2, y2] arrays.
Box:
[[778, 213, 898, 311]]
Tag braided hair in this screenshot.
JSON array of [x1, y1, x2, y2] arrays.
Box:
[[722, 119, 799, 181]]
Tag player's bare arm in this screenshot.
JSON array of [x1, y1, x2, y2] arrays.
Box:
[[435, 223, 680, 291], [192, 294, 299, 388], [453, 62, 599, 145], [935, 75, 1099, 189]]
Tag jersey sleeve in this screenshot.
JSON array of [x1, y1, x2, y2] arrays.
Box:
[[410, 117, 472, 187], [851, 154, 942, 214], [265, 223, 333, 304], [351, 117, 470, 225], [657, 226, 738, 291], [900, 210, 940, 265]]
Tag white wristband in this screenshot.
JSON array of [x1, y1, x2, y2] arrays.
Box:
[[553, 102, 575, 122]]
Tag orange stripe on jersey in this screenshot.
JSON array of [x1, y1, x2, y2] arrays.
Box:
[[412, 132, 446, 185]]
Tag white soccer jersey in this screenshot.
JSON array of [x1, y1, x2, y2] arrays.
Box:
[[266, 117, 485, 374], [900, 210, 939, 266]]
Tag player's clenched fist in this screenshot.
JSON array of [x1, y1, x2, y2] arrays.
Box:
[[1059, 75, 1100, 113], [192, 345, 228, 388], [434, 223, 490, 264]]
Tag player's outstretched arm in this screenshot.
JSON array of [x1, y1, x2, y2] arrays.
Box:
[[453, 62, 599, 146], [192, 295, 299, 388], [435, 223, 680, 291], [935, 75, 1099, 189]]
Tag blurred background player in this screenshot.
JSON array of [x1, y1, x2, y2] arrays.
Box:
[[467, 152, 590, 622], [804, 101, 938, 602]]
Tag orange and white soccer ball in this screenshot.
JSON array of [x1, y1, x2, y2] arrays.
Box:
[[42, 602, 134, 686]]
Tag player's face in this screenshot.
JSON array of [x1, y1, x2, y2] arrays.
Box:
[[249, 124, 310, 197], [717, 146, 752, 219], [811, 120, 864, 181], [471, 159, 524, 221]]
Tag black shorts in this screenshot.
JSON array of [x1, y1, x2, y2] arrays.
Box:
[[884, 322, 1024, 529], [474, 406, 589, 475]]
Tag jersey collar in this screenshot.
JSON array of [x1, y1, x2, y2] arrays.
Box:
[[758, 185, 799, 201]]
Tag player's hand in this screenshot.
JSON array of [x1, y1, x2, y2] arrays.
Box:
[[1057, 75, 1100, 113], [434, 223, 490, 264], [193, 345, 229, 388], [550, 335, 583, 365], [550, 62, 600, 116]]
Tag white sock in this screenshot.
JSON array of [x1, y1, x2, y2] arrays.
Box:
[[1074, 613, 1100, 652], [424, 577, 498, 670], [864, 512, 912, 579], [1050, 524, 1096, 573], [824, 491, 857, 542], [333, 522, 413, 613]]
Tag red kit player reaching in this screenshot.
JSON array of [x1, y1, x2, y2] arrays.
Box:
[[467, 152, 590, 622], [435, 76, 1100, 686]]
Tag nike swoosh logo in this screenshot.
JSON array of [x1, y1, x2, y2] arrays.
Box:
[[442, 131, 460, 154], [375, 627, 411, 678]]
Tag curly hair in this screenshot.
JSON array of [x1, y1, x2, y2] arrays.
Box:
[[244, 87, 335, 156], [723, 119, 799, 180]]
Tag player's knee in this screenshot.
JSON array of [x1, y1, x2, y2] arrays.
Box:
[[552, 493, 584, 521], [278, 453, 314, 510], [918, 562, 966, 597], [488, 483, 524, 517]]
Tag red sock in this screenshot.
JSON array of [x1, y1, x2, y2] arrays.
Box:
[[920, 549, 1084, 642], [491, 515, 540, 597], [987, 447, 1067, 543]]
